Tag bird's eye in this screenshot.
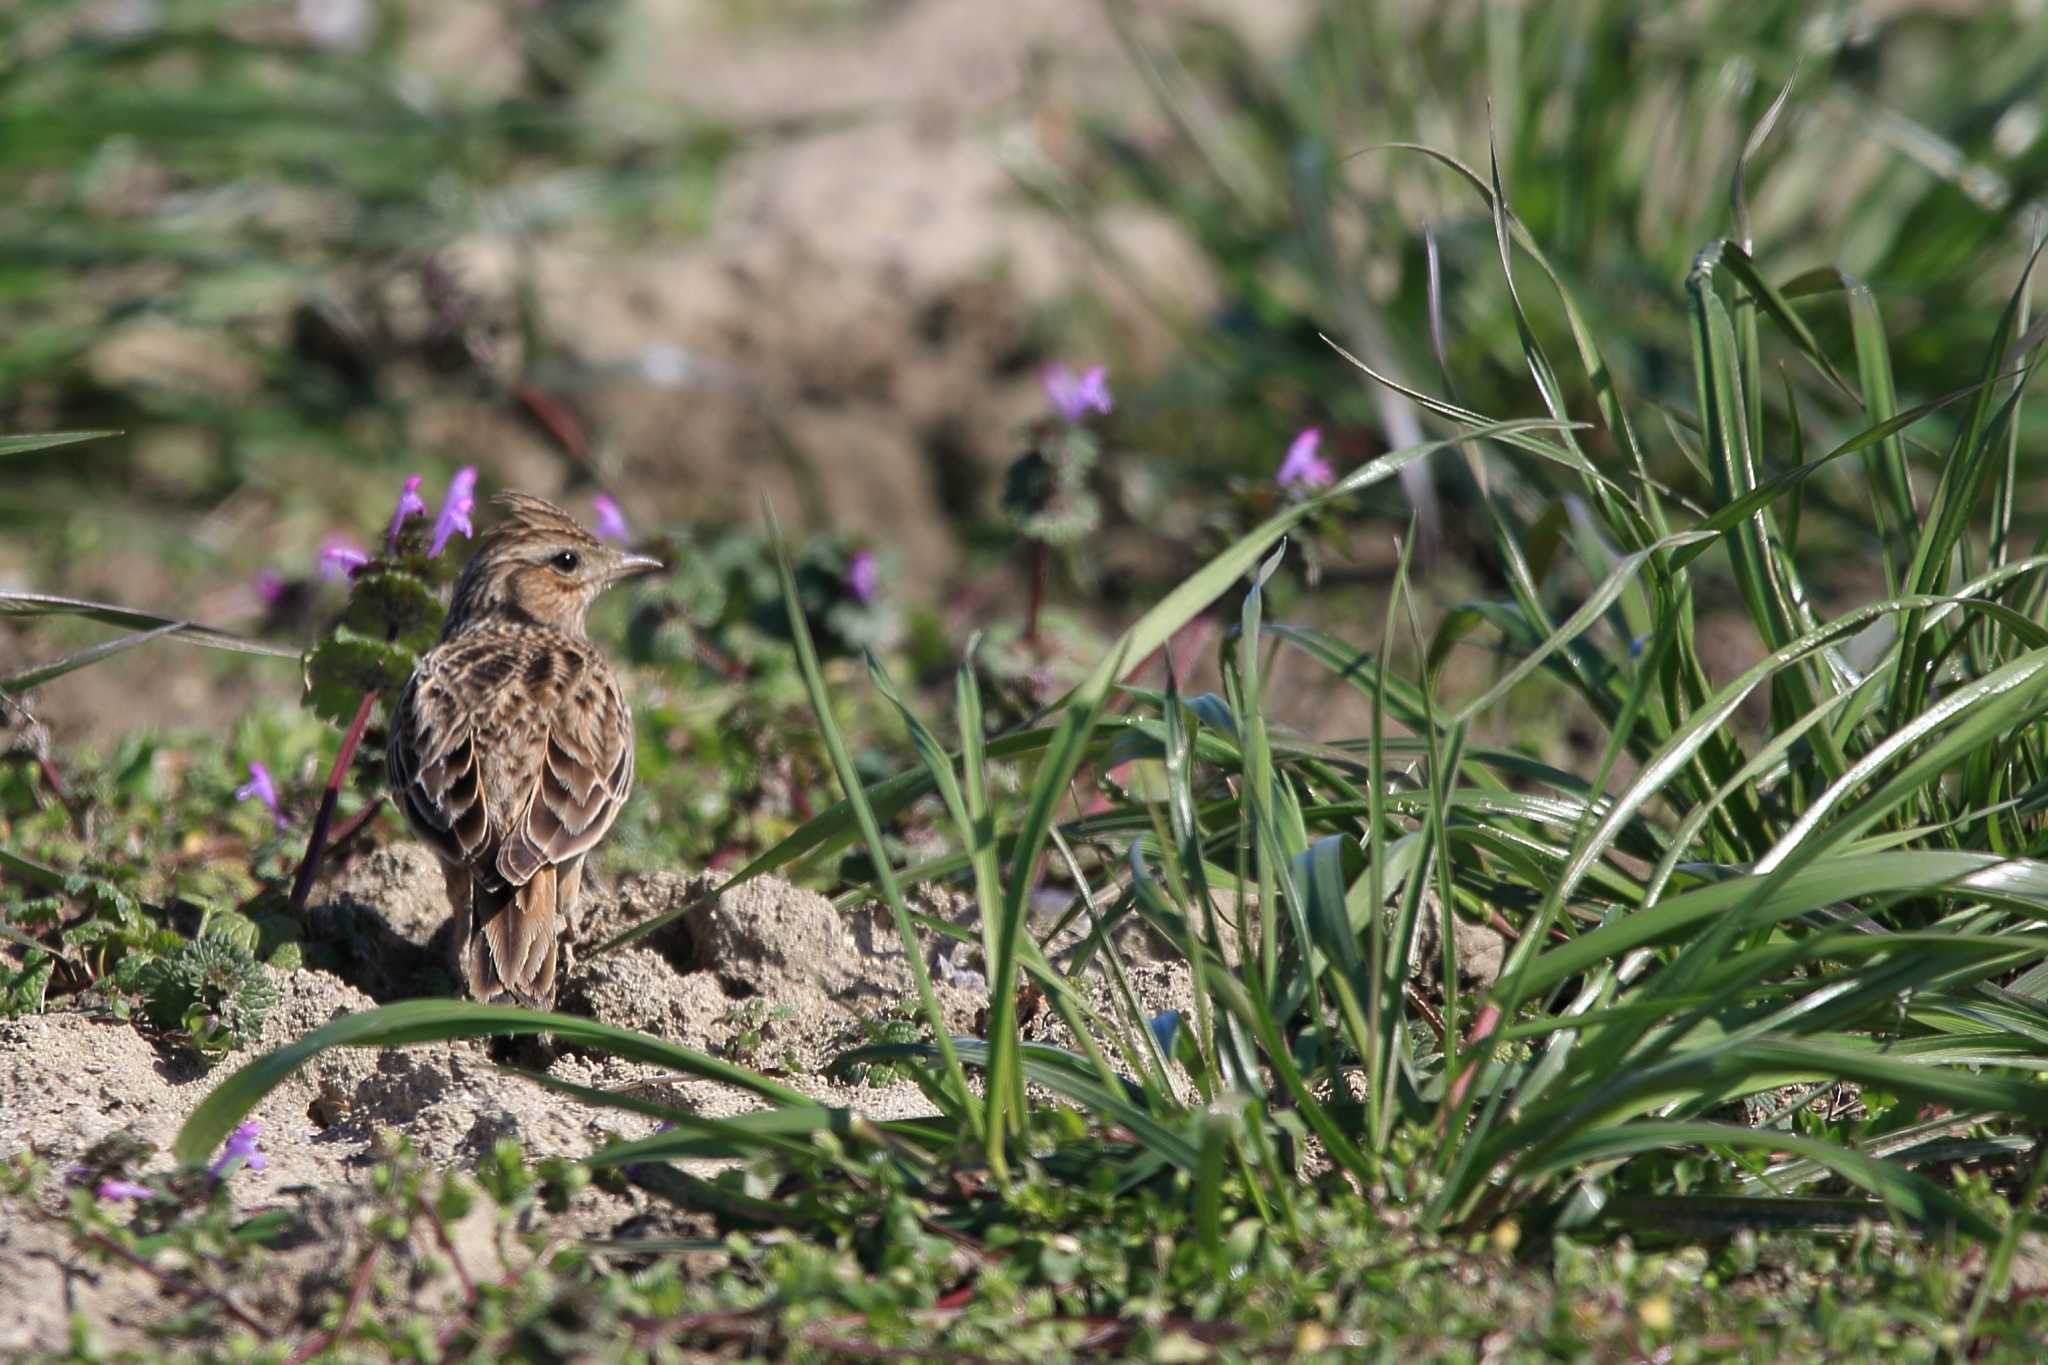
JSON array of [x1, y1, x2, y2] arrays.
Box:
[[550, 550, 581, 572]]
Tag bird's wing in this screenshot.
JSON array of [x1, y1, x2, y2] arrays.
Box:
[[387, 647, 494, 873], [490, 646, 636, 888]]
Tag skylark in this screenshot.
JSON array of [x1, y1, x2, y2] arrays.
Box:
[[387, 493, 661, 1007]]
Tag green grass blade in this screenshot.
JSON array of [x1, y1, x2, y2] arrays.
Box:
[[0, 431, 116, 459], [0, 591, 302, 662], [3, 621, 186, 691], [176, 1000, 817, 1165], [984, 640, 1125, 1168], [766, 511, 980, 1144], [1521, 1121, 1999, 1240]]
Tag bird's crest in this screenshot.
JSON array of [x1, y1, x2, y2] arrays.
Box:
[[490, 492, 593, 541]]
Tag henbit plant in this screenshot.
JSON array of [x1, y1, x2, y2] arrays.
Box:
[[290, 466, 475, 915], [1003, 363, 1115, 651], [133, 933, 278, 1058]]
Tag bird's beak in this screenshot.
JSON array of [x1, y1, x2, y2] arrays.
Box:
[[609, 552, 665, 582]]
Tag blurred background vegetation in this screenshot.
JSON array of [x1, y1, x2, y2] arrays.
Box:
[[7, 0, 2048, 885]]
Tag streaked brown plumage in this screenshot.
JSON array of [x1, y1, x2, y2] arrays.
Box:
[[387, 493, 660, 1007]]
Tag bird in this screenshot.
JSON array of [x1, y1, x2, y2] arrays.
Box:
[[386, 492, 662, 1007]]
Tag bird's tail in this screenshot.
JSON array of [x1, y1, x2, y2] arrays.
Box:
[[459, 866, 562, 1009]]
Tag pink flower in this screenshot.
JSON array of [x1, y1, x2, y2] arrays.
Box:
[[209, 1121, 266, 1179], [1042, 363, 1113, 424], [235, 762, 286, 830], [591, 493, 630, 544], [1275, 427, 1334, 493], [253, 570, 287, 606], [847, 550, 879, 605], [385, 474, 426, 551], [96, 1179, 154, 1202], [316, 537, 368, 582], [428, 467, 478, 559]]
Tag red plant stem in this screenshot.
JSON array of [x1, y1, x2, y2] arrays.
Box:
[[35, 754, 66, 797], [325, 794, 386, 861], [1441, 1001, 1503, 1126], [435, 1264, 527, 1353], [286, 1244, 379, 1365], [36, 755, 88, 837], [1024, 541, 1047, 653], [514, 381, 589, 465], [289, 690, 377, 916], [74, 1226, 274, 1339], [1405, 983, 1446, 1041], [691, 637, 748, 682], [414, 1191, 476, 1305]]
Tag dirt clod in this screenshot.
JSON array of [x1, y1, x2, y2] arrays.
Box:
[[684, 873, 864, 998], [308, 840, 455, 1001], [561, 944, 739, 1050]]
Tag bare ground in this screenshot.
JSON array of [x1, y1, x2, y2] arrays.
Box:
[[0, 838, 1229, 1358]]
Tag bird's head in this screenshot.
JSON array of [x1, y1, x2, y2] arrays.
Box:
[[445, 492, 663, 636]]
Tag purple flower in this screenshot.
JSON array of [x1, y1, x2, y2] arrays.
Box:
[[1275, 427, 1334, 493], [253, 570, 287, 606], [1042, 364, 1113, 424], [317, 537, 369, 581], [235, 762, 287, 830], [385, 474, 426, 551], [97, 1179, 154, 1203], [847, 550, 879, 605], [209, 1122, 266, 1179], [428, 467, 478, 559], [591, 493, 630, 544]]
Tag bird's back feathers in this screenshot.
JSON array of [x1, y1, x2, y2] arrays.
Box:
[[389, 623, 632, 1006]]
